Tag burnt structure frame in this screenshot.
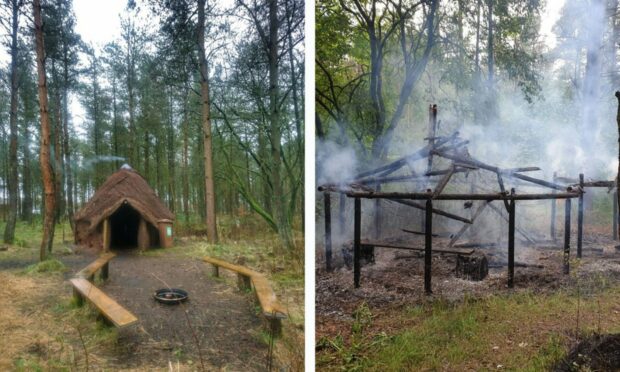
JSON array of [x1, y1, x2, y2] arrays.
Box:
[[318, 105, 601, 295]]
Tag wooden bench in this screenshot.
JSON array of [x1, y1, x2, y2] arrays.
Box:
[[76, 252, 116, 281], [70, 278, 138, 328], [202, 256, 287, 336]]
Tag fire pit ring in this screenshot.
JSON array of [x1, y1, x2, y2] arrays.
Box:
[[153, 288, 188, 305]]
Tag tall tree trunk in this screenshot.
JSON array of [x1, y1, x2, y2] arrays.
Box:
[[52, 61, 64, 224], [166, 91, 175, 212], [182, 100, 190, 222], [21, 121, 33, 223], [4, 0, 20, 244], [62, 45, 74, 232], [198, 0, 218, 243], [34, 0, 56, 260], [616, 91, 620, 235], [268, 0, 294, 250]]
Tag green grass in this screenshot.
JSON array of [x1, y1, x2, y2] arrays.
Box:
[[317, 287, 620, 371], [22, 258, 66, 275]]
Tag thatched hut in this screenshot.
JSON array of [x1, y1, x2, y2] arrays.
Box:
[[74, 165, 174, 250]]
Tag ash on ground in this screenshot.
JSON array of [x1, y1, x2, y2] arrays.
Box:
[[316, 228, 620, 334]]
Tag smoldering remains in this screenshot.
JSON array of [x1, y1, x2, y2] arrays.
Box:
[[317, 105, 620, 303]]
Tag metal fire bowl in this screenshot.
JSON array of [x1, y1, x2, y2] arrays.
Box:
[[153, 288, 188, 305]]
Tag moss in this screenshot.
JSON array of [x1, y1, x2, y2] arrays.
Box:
[[23, 259, 66, 275]]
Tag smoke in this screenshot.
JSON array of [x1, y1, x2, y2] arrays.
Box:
[[315, 0, 620, 265], [316, 140, 358, 186], [81, 155, 127, 170]]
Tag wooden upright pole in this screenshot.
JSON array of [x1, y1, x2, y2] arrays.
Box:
[[564, 198, 572, 274], [354, 197, 361, 288], [424, 198, 433, 295], [550, 172, 557, 241], [508, 193, 515, 288], [324, 193, 332, 271], [577, 174, 584, 258], [102, 218, 110, 252]]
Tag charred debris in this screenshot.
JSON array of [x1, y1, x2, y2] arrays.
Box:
[[318, 105, 620, 294]]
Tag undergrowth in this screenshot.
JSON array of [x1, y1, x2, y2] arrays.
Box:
[[317, 287, 620, 371]]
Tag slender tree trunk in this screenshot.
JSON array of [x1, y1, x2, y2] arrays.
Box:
[[4, 0, 20, 244], [34, 0, 56, 260], [21, 121, 33, 222], [167, 91, 175, 212], [198, 0, 218, 243], [182, 100, 190, 222], [616, 91, 620, 235], [268, 0, 294, 250], [52, 62, 64, 224], [62, 46, 74, 232]]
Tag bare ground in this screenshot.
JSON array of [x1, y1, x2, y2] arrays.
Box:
[[316, 228, 620, 339], [0, 248, 273, 371]]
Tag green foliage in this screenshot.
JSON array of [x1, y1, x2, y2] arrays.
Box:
[[23, 259, 66, 275]]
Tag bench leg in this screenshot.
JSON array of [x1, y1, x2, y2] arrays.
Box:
[[73, 288, 84, 307], [237, 274, 251, 291], [211, 265, 219, 277], [101, 262, 109, 281]]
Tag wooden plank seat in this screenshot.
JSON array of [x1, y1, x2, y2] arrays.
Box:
[[70, 278, 138, 328], [202, 256, 287, 335], [76, 252, 116, 281]]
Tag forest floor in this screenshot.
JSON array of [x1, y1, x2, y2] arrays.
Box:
[[0, 217, 304, 371], [316, 224, 620, 371]]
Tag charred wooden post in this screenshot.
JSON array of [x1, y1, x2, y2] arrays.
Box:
[[424, 198, 433, 295], [551, 172, 557, 241], [508, 190, 516, 288], [374, 184, 381, 240], [614, 191, 618, 240], [354, 197, 361, 288], [564, 197, 572, 274], [339, 193, 346, 235], [577, 174, 584, 258], [324, 192, 332, 271]]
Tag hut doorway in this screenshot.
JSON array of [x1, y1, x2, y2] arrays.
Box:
[[110, 204, 140, 248]]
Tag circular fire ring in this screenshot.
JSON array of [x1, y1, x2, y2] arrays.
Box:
[[153, 288, 188, 305]]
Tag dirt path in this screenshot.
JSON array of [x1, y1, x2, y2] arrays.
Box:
[[64, 250, 269, 370]]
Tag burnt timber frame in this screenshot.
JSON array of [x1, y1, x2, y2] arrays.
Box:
[[347, 189, 578, 291], [319, 105, 585, 293], [552, 173, 619, 248]]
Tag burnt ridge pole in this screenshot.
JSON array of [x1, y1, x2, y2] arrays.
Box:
[[564, 196, 572, 275], [324, 192, 332, 271], [354, 197, 361, 288], [577, 174, 584, 258], [508, 189, 516, 288], [424, 197, 433, 295]]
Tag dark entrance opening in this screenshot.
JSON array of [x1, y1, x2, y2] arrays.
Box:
[[110, 203, 140, 248]]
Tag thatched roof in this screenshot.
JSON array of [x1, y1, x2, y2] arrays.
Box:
[[75, 166, 174, 233]]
